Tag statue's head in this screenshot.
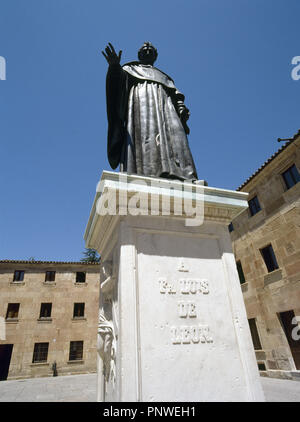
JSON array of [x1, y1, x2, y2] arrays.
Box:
[[138, 42, 158, 65]]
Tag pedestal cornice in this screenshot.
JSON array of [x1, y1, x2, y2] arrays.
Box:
[[84, 171, 248, 252]]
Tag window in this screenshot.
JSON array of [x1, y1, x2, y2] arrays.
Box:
[[236, 261, 246, 284], [248, 196, 261, 216], [45, 271, 55, 282], [282, 164, 300, 190], [228, 222, 234, 233], [258, 362, 266, 371], [69, 341, 83, 361], [76, 272, 86, 283], [260, 244, 279, 273], [6, 303, 20, 319], [39, 303, 52, 318], [13, 270, 24, 282], [32, 342, 49, 363], [73, 303, 85, 318], [248, 318, 262, 350]]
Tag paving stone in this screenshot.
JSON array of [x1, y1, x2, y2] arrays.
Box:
[[0, 373, 299, 402]]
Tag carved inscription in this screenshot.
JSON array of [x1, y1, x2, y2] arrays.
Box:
[[158, 278, 209, 295], [170, 325, 213, 344], [178, 260, 189, 272], [180, 279, 209, 294], [178, 301, 197, 318], [158, 277, 213, 344], [159, 279, 176, 294]]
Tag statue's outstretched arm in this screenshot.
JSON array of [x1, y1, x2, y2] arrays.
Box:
[[102, 43, 122, 66], [102, 43, 127, 170]]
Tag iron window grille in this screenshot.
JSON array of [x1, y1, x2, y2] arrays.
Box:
[[45, 271, 56, 282], [260, 244, 279, 273], [39, 303, 52, 318], [69, 341, 83, 361], [32, 342, 49, 363], [73, 303, 85, 318], [6, 303, 20, 319], [236, 261, 246, 284], [282, 164, 300, 190], [248, 196, 261, 216], [76, 272, 86, 283], [13, 270, 25, 282], [248, 318, 262, 350], [258, 362, 266, 371]]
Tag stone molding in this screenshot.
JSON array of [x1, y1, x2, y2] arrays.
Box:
[[85, 171, 249, 252]]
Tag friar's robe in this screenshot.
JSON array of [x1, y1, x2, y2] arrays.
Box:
[[106, 61, 198, 181]]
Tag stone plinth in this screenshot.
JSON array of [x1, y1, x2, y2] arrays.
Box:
[[84, 171, 265, 402]]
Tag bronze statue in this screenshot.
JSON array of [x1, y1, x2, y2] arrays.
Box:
[[102, 42, 198, 181]]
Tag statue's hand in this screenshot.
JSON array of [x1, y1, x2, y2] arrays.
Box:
[[102, 43, 122, 66], [177, 104, 190, 134], [178, 105, 190, 122]]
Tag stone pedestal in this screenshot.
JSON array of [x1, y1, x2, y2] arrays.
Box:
[[84, 171, 265, 402]]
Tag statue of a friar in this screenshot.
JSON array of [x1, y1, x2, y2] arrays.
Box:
[[102, 42, 198, 182]]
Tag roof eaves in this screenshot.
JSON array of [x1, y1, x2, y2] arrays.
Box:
[[0, 260, 100, 265], [237, 129, 300, 191]]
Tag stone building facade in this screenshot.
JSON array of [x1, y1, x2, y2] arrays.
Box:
[[231, 130, 300, 380], [0, 260, 100, 380]]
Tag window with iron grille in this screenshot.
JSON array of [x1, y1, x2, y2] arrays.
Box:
[[258, 362, 266, 371], [76, 272, 86, 283], [73, 303, 85, 318], [236, 261, 246, 284], [248, 196, 261, 216], [39, 303, 52, 318], [69, 341, 83, 361], [228, 222, 234, 233], [260, 244, 279, 273], [248, 318, 262, 350], [13, 270, 24, 282], [6, 303, 20, 319], [32, 342, 49, 363], [282, 164, 300, 190], [45, 271, 56, 282]]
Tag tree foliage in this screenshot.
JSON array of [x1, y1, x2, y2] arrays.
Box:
[[81, 248, 100, 263]]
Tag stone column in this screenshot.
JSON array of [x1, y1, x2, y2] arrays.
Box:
[[84, 171, 265, 402]]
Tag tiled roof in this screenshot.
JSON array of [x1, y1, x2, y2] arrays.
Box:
[[0, 260, 100, 265], [237, 129, 300, 191]]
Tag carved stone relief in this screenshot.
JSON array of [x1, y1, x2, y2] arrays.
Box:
[[97, 255, 119, 395]]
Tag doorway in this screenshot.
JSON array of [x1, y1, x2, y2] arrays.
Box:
[[0, 344, 13, 380], [279, 310, 300, 370]]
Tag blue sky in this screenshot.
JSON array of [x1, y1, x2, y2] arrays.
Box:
[[1, 0, 299, 261]]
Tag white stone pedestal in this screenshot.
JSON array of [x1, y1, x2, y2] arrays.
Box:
[[84, 171, 265, 402]]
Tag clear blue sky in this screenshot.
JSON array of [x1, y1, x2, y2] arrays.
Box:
[[1, 0, 299, 261]]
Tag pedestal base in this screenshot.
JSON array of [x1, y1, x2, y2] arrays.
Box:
[[85, 171, 265, 402]]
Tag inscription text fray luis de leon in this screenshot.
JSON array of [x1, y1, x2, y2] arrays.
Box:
[[158, 277, 213, 345]]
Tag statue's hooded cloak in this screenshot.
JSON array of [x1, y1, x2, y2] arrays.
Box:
[[105, 61, 198, 181]]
